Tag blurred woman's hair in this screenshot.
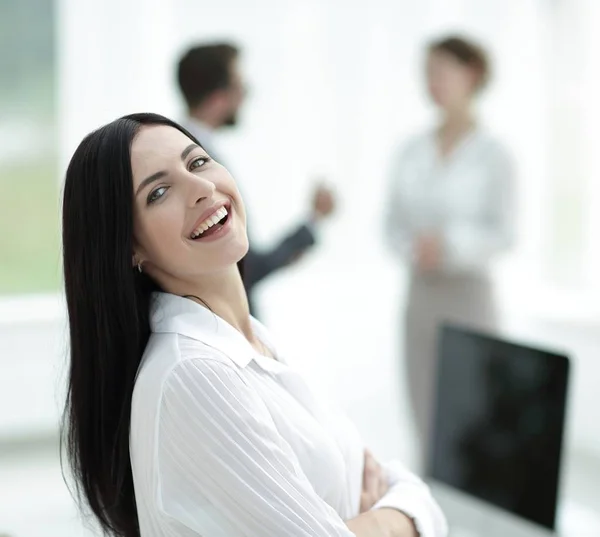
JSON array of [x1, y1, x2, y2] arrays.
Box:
[[429, 35, 490, 90], [61, 113, 200, 537]]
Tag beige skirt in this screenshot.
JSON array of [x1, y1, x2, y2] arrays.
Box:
[[403, 271, 497, 470]]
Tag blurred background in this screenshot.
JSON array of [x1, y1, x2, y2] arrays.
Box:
[[1, 0, 600, 535]]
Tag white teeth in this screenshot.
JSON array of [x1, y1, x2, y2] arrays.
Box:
[[190, 206, 229, 239]]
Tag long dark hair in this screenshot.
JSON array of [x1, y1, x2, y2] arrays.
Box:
[[61, 113, 202, 536]]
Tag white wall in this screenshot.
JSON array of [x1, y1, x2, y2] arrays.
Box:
[[0, 296, 65, 438], [57, 0, 180, 167]]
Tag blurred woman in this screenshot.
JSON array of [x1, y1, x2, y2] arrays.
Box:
[[62, 113, 446, 537], [385, 36, 515, 468]]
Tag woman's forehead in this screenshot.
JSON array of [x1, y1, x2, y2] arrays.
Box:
[[132, 125, 192, 156], [130, 126, 196, 178]]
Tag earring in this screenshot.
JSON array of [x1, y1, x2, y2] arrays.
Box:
[[137, 262, 143, 273]]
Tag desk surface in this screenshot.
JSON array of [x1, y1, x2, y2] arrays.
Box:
[[430, 481, 600, 537]]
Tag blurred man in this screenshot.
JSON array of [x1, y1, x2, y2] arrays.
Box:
[[177, 43, 335, 315]]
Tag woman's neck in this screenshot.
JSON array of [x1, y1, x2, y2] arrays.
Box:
[[167, 266, 255, 341], [436, 107, 476, 159], [440, 106, 476, 135], [203, 269, 254, 339]]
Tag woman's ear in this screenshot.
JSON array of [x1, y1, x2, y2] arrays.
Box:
[[132, 254, 143, 271]]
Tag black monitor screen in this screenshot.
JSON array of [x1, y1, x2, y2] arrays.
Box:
[[428, 325, 570, 530]]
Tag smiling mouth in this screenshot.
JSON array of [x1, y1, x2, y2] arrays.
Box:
[[190, 206, 230, 240]]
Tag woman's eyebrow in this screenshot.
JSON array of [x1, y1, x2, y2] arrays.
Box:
[[136, 143, 200, 196]]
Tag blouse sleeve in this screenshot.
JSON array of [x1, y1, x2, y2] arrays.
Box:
[[373, 460, 448, 537], [157, 357, 357, 537]]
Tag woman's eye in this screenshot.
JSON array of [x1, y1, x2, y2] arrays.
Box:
[[190, 156, 210, 171], [148, 186, 168, 204]]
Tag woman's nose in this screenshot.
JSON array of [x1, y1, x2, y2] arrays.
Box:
[[187, 175, 216, 207]]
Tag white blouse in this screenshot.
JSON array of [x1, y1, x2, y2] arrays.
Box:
[[384, 129, 515, 274], [130, 292, 447, 537]]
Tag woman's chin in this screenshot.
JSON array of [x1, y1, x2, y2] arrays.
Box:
[[216, 240, 250, 270]]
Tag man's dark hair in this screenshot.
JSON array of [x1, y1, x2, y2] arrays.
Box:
[[177, 43, 239, 110]]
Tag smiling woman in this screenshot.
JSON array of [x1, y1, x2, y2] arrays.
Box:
[[61, 113, 446, 537], [128, 123, 248, 291]]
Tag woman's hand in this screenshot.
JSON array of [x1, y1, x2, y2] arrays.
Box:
[[347, 508, 419, 537], [415, 234, 442, 272], [351, 451, 420, 537], [360, 449, 390, 513]]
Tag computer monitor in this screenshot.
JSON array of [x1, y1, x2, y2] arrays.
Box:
[[427, 324, 570, 530]]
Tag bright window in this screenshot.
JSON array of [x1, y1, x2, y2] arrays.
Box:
[[0, 0, 59, 295]]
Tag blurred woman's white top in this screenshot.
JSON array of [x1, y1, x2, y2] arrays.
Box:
[[130, 292, 447, 537], [385, 128, 515, 274]]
